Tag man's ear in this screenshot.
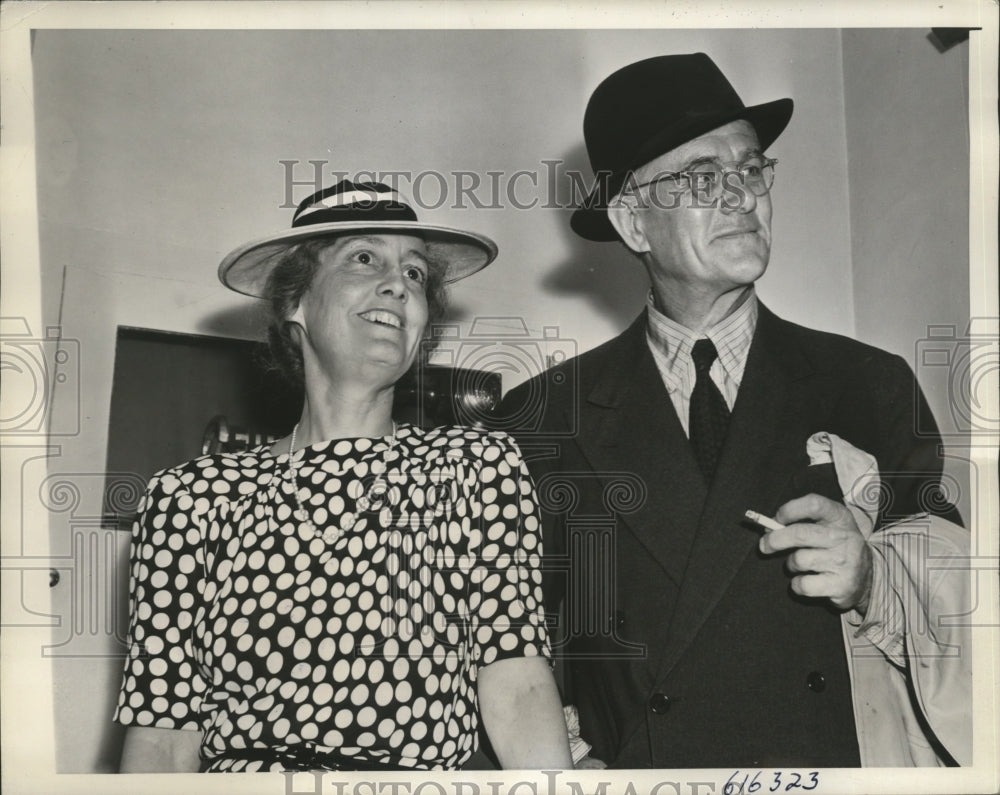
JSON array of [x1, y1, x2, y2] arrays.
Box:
[[607, 197, 650, 255]]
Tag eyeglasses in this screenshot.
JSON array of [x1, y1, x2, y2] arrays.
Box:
[[626, 155, 778, 205]]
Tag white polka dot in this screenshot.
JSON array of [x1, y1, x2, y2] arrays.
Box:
[[334, 708, 353, 729], [266, 651, 284, 674], [300, 722, 319, 741], [312, 682, 333, 705], [345, 612, 364, 633], [374, 681, 395, 706], [304, 617, 323, 639], [349, 684, 370, 706], [395, 680, 412, 702], [315, 637, 336, 662]]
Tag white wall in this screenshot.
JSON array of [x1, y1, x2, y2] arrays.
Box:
[[842, 29, 971, 521], [33, 29, 856, 364], [29, 28, 968, 772]]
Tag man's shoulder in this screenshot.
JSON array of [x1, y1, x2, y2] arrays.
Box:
[[506, 315, 644, 399], [764, 309, 909, 373]]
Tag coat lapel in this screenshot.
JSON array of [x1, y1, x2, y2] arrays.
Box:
[[651, 304, 819, 682], [572, 313, 706, 586]]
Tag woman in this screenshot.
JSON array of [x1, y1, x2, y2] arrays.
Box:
[[114, 179, 573, 772]]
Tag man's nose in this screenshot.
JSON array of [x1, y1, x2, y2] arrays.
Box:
[[719, 172, 758, 214]]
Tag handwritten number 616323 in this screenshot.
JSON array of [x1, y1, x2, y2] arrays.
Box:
[[723, 770, 820, 795]]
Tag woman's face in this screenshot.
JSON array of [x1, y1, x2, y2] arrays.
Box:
[[290, 233, 431, 387]]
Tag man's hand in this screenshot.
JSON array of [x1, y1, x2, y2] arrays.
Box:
[[759, 494, 873, 615]]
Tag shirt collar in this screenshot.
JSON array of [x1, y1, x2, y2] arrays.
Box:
[[646, 289, 759, 387]]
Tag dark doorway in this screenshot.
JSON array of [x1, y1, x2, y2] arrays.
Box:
[[102, 327, 300, 528]]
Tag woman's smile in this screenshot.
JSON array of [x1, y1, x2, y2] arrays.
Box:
[[358, 308, 405, 329]]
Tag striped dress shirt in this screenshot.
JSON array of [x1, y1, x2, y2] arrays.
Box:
[[645, 290, 759, 437]]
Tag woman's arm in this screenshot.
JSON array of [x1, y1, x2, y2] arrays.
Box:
[[478, 656, 573, 770], [119, 726, 202, 773]]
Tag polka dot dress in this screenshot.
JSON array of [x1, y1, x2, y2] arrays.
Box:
[[113, 425, 549, 771]]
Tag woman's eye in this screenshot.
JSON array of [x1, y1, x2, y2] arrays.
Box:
[[405, 266, 427, 284]]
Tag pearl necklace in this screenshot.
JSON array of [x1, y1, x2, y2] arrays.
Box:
[[285, 421, 398, 544]]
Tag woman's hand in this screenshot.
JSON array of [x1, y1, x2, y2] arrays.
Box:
[[477, 655, 573, 770], [119, 726, 202, 772]]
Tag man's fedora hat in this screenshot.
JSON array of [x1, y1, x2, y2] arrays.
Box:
[[571, 52, 794, 242], [219, 179, 498, 297]]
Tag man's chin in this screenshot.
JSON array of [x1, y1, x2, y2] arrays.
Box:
[[716, 254, 769, 286]]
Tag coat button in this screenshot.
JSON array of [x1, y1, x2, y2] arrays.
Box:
[[648, 693, 671, 714], [806, 671, 826, 693], [613, 610, 626, 630]]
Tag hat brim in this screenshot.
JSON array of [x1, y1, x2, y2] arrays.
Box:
[[571, 97, 794, 242], [219, 221, 498, 298]]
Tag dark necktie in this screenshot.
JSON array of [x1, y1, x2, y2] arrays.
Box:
[[689, 338, 731, 481]]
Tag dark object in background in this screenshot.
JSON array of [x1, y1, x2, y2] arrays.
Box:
[[394, 364, 502, 430], [928, 28, 973, 53], [201, 415, 277, 455], [201, 365, 502, 455]]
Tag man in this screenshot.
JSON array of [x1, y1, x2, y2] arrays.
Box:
[[500, 53, 966, 768]]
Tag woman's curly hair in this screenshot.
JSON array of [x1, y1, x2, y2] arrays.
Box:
[[261, 236, 448, 391]]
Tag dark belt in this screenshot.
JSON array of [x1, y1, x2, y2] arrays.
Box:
[[210, 743, 398, 772]]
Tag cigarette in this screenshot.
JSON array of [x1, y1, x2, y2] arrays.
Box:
[[744, 509, 785, 533]]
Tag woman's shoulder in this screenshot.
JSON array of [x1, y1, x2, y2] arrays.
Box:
[[399, 423, 525, 462], [141, 447, 275, 504]]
